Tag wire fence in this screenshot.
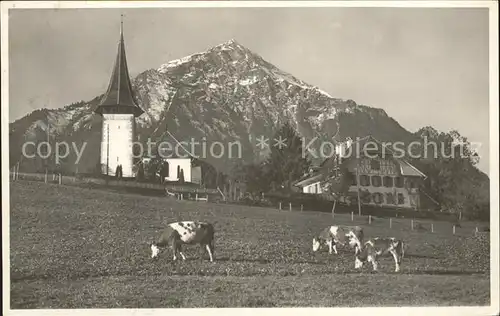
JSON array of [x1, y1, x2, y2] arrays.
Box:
[[274, 200, 488, 238], [10, 171, 219, 201], [10, 171, 489, 238]]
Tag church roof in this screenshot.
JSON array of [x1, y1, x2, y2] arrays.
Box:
[[94, 18, 144, 117], [153, 130, 197, 160]]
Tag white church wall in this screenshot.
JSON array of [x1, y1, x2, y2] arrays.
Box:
[[100, 113, 135, 177]]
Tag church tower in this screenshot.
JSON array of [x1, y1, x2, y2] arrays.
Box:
[[94, 17, 143, 178]]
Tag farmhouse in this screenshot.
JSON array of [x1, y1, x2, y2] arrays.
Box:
[[294, 135, 427, 210]]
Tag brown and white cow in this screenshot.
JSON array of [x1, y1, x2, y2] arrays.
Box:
[[151, 221, 215, 262], [354, 237, 404, 272], [312, 225, 364, 255]]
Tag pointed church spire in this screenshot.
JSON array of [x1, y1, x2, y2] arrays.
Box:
[[95, 15, 143, 117]]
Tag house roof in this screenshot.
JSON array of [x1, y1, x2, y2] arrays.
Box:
[[394, 158, 427, 178], [294, 173, 324, 187], [151, 129, 197, 160], [317, 135, 426, 178], [94, 20, 144, 117]]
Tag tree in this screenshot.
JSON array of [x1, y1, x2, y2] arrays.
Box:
[[236, 162, 270, 197], [264, 122, 311, 192], [179, 168, 185, 183], [319, 156, 352, 214], [410, 129, 489, 220], [159, 161, 169, 184], [136, 163, 145, 182]]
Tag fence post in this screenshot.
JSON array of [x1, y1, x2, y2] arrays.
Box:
[[279, 202, 282, 211], [196, 193, 198, 201], [351, 212, 354, 222], [411, 219, 414, 230], [390, 217, 392, 228], [301, 204, 303, 212], [431, 223, 434, 233], [453, 225, 456, 235], [289, 202, 292, 212], [369, 215, 372, 225], [475, 227, 478, 236]]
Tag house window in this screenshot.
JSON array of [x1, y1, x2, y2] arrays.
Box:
[[397, 193, 405, 205], [383, 176, 393, 187], [395, 177, 404, 188], [386, 193, 394, 204], [407, 179, 415, 189], [349, 195, 358, 205], [371, 159, 381, 170], [371, 176, 382, 187], [360, 175, 370, 187], [350, 173, 357, 186], [373, 193, 384, 204], [361, 192, 372, 204]]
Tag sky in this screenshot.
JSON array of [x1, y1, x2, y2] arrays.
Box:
[[8, 6, 491, 174]]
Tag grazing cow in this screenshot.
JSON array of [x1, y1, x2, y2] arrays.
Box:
[[344, 226, 365, 255], [151, 221, 215, 262], [354, 237, 404, 272], [312, 225, 364, 255]]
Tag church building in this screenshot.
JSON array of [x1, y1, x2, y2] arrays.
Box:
[[94, 17, 144, 178]]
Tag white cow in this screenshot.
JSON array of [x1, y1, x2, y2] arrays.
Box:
[[312, 225, 364, 255], [354, 237, 405, 272], [151, 221, 215, 262]]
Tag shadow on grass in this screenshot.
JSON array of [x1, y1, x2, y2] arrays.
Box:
[[215, 257, 331, 265], [404, 253, 442, 260], [216, 257, 272, 264], [406, 269, 488, 276]]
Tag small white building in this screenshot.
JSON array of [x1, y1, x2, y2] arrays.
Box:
[[162, 157, 192, 183], [139, 130, 202, 184], [295, 174, 323, 194]]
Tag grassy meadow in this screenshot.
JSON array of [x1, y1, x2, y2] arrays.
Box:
[[9, 181, 491, 308]]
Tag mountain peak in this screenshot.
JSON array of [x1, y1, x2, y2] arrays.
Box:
[[224, 38, 239, 45]]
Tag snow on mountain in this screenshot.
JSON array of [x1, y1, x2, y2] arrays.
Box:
[[10, 39, 410, 174]]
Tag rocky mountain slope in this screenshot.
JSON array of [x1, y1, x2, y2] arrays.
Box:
[[7, 40, 478, 179]]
